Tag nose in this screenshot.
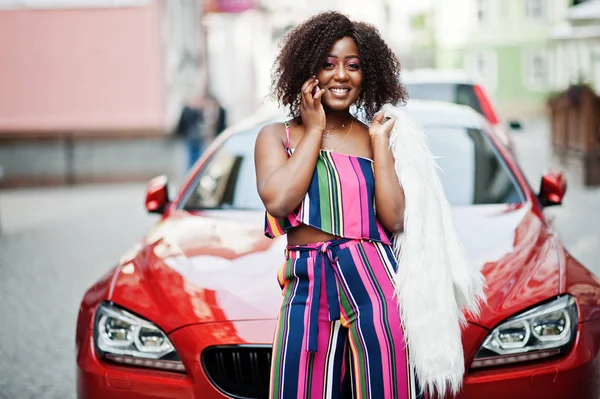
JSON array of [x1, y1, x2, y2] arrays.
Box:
[[334, 64, 349, 81]]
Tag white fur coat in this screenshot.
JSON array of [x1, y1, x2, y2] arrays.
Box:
[[381, 104, 486, 397]]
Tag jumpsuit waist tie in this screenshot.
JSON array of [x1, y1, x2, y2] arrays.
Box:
[[287, 239, 348, 353]]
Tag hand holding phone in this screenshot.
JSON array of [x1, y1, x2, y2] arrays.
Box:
[[300, 76, 326, 134]]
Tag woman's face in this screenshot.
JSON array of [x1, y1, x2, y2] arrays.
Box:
[[316, 36, 362, 112]]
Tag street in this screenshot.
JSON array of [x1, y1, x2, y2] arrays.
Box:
[[0, 119, 599, 399], [0, 183, 157, 399], [509, 118, 600, 271]]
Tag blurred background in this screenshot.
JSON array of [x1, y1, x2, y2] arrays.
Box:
[[0, 0, 599, 398], [0, 0, 598, 186]]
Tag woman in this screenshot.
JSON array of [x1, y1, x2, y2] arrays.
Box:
[[254, 11, 415, 399]]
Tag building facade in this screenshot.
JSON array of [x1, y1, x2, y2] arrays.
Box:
[[464, 0, 572, 117], [0, 0, 205, 135], [428, 0, 571, 118], [0, 0, 206, 185], [550, 0, 600, 93]]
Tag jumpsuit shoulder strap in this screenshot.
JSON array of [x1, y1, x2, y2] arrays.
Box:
[[283, 121, 291, 151]]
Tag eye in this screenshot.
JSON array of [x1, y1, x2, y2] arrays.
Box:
[[345, 58, 361, 70], [323, 57, 337, 69]]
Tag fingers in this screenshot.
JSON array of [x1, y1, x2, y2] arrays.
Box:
[[370, 115, 396, 137], [302, 76, 319, 95], [382, 116, 396, 126], [369, 113, 385, 135], [313, 85, 324, 102], [307, 80, 320, 99], [300, 76, 316, 93], [372, 112, 384, 125], [304, 80, 318, 95], [301, 76, 322, 111], [380, 116, 397, 135]]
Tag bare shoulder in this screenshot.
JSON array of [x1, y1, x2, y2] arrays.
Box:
[[255, 121, 299, 158], [259, 121, 287, 135], [354, 118, 370, 132], [256, 122, 287, 148], [353, 119, 371, 141]]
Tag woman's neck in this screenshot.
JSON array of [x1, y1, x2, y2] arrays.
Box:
[[324, 110, 353, 128]]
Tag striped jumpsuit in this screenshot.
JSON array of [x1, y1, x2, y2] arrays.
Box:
[[264, 122, 419, 399]]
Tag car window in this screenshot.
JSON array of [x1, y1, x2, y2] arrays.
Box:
[[406, 83, 484, 116], [406, 83, 456, 103], [181, 128, 264, 210], [427, 127, 522, 205], [180, 125, 523, 210], [455, 84, 484, 115]]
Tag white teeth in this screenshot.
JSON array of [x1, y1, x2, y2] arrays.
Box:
[[331, 88, 349, 94]]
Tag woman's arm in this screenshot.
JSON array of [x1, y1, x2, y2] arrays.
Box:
[[254, 77, 326, 218], [370, 114, 405, 233]]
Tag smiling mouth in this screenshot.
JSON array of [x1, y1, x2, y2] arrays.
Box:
[[329, 87, 351, 98]]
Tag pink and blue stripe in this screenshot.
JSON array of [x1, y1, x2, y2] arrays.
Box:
[[264, 122, 391, 244], [269, 238, 419, 399]]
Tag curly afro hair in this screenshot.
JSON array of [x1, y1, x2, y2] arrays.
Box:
[[271, 11, 407, 121]]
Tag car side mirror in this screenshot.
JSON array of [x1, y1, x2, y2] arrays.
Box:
[[508, 120, 522, 130], [145, 175, 169, 214], [538, 170, 566, 207]]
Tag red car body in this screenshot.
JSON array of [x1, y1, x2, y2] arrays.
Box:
[[76, 102, 600, 399]]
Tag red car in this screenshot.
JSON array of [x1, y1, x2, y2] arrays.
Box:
[[76, 101, 600, 399]]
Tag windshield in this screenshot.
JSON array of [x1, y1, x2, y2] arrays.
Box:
[[406, 83, 484, 116], [180, 125, 523, 210]]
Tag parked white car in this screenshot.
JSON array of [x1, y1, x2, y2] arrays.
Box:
[[403, 69, 522, 152]]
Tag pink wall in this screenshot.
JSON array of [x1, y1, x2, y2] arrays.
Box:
[[0, 4, 165, 133]]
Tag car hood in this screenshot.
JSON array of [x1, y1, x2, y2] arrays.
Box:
[[110, 204, 560, 332]]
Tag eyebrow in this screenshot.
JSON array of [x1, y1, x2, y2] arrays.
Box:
[[326, 54, 360, 59]]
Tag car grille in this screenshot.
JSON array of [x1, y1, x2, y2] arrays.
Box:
[[202, 345, 271, 399]]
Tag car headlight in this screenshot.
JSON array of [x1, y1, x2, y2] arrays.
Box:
[[472, 295, 578, 369], [94, 302, 185, 372]]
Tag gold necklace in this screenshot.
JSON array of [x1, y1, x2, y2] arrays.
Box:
[[322, 119, 354, 152], [324, 119, 351, 136]]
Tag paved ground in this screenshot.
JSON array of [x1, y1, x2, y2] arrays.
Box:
[[0, 183, 157, 399], [0, 119, 598, 399]]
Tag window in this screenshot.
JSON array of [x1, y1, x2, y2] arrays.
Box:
[[406, 83, 456, 103], [405, 83, 485, 116], [524, 50, 550, 89], [525, 0, 546, 19], [426, 127, 522, 205], [466, 51, 498, 91], [456, 84, 485, 115], [476, 0, 489, 24], [180, 123, 523, 210], [182, 128, 264, 210]]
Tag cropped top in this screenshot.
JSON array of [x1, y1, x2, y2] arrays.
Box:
[[264, 122, 391, 244]]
